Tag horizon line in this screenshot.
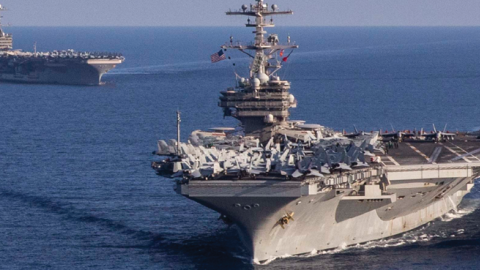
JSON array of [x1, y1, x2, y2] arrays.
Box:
[[6, 25, 480, 28]]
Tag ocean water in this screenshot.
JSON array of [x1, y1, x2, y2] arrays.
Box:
[[1, 26, 480, 269]]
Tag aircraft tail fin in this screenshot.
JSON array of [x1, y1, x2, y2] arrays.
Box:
[[354, 125, 359, 134], [443, 123, 448, 133], [433, 124, 437, 133]]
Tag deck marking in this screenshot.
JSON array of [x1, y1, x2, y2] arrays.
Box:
[[381, 158, 394, 166], [446, 143, 480, 162], [450, 142, 480, 161], [428, 147, 442, 164], [405, 143, 430, 162], [386, 155, 400, 166], [439, 143, 472, 163]]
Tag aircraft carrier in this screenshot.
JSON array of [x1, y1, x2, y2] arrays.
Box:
[[0, 4, 124, 86], [151, 0, 480, 263]]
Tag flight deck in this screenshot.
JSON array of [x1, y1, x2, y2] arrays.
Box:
[[378, 136, 480, 166]]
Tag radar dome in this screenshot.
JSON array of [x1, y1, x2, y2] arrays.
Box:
[[257, 73, 269, 84], [271, 4, 278, 11], [238, 77, 246, 87], [242, 5, 248, 11], [253, 78, 261, 88], [288, 94, 295, 104], [264, 114, 274, 123]]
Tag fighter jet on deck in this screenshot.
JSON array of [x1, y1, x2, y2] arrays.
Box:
[[421, 124, 456, 142]]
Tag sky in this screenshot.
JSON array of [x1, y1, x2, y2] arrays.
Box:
[[1, 0, 480, 27]]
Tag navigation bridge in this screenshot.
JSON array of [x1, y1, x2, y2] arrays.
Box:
[[0, 30, 12, 51], [219, 82, 297, 133]]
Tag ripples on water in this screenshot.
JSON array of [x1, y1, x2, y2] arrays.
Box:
[[1, 27, 480, 269]]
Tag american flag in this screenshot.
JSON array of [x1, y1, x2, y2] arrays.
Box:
[[211, 50, 226, 63]]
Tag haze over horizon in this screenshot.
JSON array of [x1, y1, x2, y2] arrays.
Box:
[[1, 0, 480, 27]]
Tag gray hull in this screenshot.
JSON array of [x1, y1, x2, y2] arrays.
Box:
[[177, 165, 478, 263], [0, 59, 122, 86]]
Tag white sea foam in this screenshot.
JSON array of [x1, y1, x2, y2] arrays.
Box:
[[254, 254, 293, 266], [231, 253, 250, 262], [441, 199, 479, 222]]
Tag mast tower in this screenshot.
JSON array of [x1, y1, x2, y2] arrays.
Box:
[[219, 0, 298, 134]]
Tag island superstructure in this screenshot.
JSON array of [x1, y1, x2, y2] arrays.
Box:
[[152, 0, 480, 263], [0, 5, 12, 50], [0, 4, 124, 85], [218, 2, 298, 134]]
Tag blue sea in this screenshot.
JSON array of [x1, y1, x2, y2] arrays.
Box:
[[1, 27, 480, 269]]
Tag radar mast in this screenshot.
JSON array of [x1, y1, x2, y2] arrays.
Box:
[[0, 4, 6, 34], [223, 0, 298, 78]]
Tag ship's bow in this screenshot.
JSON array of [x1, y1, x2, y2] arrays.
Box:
[[86, 58, 124, 85]]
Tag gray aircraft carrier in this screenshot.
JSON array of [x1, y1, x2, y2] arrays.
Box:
[[151, 0, 480, 263], [0, 4, 124, 86]]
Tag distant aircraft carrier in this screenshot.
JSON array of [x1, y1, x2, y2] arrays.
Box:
[[151, 0, 480, 263], [0, 4, 124, 86]]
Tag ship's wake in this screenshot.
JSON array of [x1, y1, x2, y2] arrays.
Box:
[[109, 58, 250, 75], [109, 61, 211, 75]]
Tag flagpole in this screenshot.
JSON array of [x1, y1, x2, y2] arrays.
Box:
[[223, 40, 240, 88]]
